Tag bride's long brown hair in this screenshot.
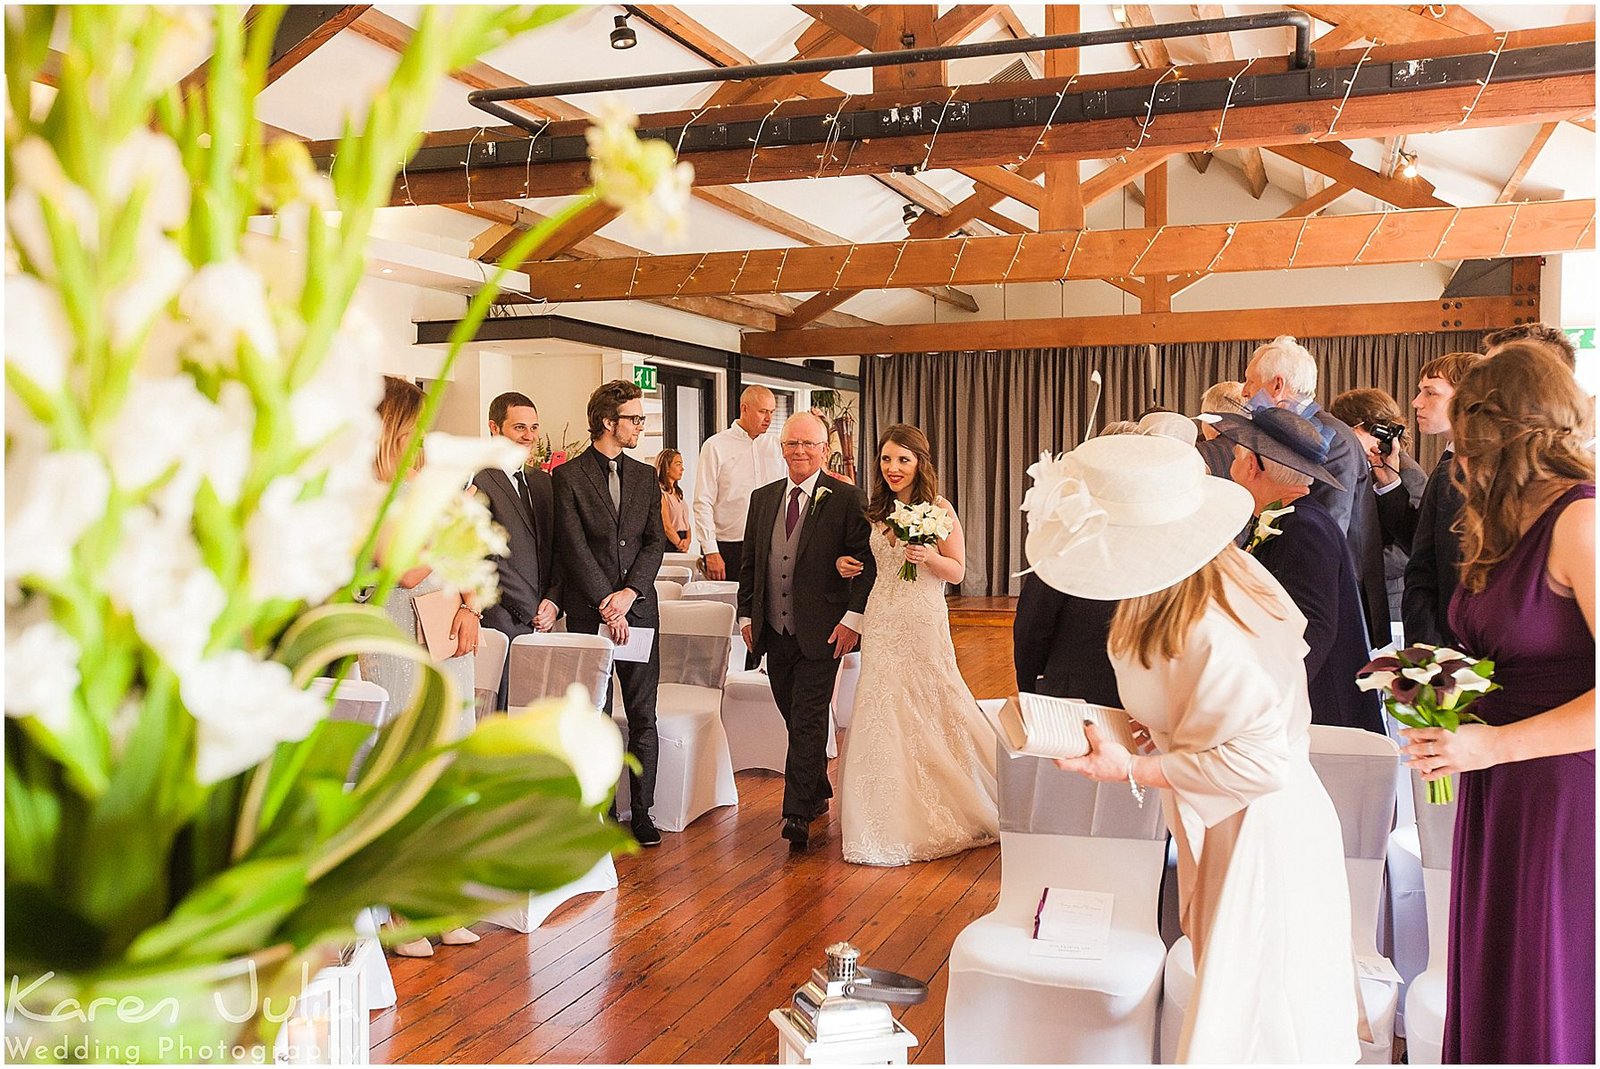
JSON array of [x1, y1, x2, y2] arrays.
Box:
[[1450, 342, 1595, 593], [865, 423, 940, 524]]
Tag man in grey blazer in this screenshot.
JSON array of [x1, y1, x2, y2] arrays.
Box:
[[737, 412, 875, 851], [473, 393, 561, 708], [553, 380, 667, 846]]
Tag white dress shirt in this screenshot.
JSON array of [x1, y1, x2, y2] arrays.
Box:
[[738, 469, 865, 636], [692, 420, 785, 553]]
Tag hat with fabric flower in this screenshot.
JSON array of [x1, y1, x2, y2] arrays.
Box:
[[1022, 434, 1254, 600]]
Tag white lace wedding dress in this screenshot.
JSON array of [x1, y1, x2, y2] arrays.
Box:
[[839, 521, 1000, 866]]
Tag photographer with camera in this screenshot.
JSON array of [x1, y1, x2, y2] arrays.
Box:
[[1332, 389, 1428, 625]]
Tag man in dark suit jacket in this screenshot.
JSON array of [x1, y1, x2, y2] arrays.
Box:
[[473, 392, 560, 708], [1400, 351, 1486, 646], [1214, 407, 1382, 734], [738, 412, 874, 851], [552, 380, 667, 846], [1012, 573, 1120, 708]]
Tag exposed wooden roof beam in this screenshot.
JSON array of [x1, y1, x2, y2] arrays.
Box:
[[1497, 122, 1559, 203], [1291, 5, 1475, 44], [1041, 5, 1085, 232], [692, 185, 978, 311], [1115, 4, 1212, 178], [778, 291, 855, 329], [1190, 5, 1269, 198], [449, 203, 878, 330], [1167, 180, 1353, 298], [958, 166, 1044, 210], [742, 296, 1529, 357], [264, 5, 371, 86], [513, 199, 1595, 302], [630, 6, 756, 67], [1265, 142, 1449, 209]]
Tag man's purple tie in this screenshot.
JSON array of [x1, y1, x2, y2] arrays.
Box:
[[786, 485, 803, 537]]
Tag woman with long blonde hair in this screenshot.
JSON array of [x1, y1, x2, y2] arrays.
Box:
[[364, 375, 482, 958], [1033, 433, 1361, 1062], [1399, 343, 1594, 1064]]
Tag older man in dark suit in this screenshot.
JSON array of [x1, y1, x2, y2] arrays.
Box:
[[738, 411, 874, 851], [1240, 336, 1387, 647], [553, 379, 667, 846], [1213, 406, 1382, 735]]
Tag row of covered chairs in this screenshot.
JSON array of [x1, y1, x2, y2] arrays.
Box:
[[943, 719, 1450, 1064]]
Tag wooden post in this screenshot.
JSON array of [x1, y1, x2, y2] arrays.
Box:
[[872, 6, 945, 92], [1040, 6, 1084, 231]]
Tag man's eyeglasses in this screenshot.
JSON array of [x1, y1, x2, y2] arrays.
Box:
[[780, 439, 825, 451], [614, 414, 647, 427]]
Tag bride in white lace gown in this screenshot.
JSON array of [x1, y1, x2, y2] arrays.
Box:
[[837, 424, 999, 866]]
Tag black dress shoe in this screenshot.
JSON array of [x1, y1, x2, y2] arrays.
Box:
[[781, 816, 810, 851], [631, 814, 662, 847]]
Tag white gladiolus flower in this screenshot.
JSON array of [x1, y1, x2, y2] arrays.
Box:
[[106, 376, 252, 507], [585, 98, 694, 239], [180, 651, 327, 784], [109, 238, 192, 348], [179, 260, 280, 367], [381, 433, 525, 572], [484, 683, 625, 806], [289, 315, 385, 448], [4, 273, 72, 392], [7, 138, 98, 277], [4, 600, 80, 733], [106, 128, 190, 233], [149, 7, 215, 89], [105, 506, 227, 669], [246, 476, 367, 605], [423, 491, 510, 608], [4, 447, 110, 583]]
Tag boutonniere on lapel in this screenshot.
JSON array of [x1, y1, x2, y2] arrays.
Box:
[[809, 485, 832, 516], [1245, 501, 1295, 555]]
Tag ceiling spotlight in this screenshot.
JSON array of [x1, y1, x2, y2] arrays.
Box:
[[1397, 150, 1419, 179], [610, 13, 636, 50], [902, 203, 921, 226]]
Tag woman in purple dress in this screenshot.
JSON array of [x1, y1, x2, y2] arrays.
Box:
[[1399, 343, 1595, 1064]]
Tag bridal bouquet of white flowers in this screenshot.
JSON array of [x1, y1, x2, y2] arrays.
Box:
[[887, 500, 954, 581], [4, 6, 689, 1062]]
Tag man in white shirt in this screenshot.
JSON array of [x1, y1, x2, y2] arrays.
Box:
[[693, 385, 783, 583]]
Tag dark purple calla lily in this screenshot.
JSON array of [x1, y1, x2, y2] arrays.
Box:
[[1391, 675, 1423, 704], [1397, 647, 1434, 666], [1361, 656, 1403, 674]]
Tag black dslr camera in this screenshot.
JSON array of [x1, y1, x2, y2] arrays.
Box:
[[1370, 420, 1405, 457]]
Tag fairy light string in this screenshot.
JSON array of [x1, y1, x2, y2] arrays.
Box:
[[463, 126, 485, 207], [1126, 66, 1179, 155], [1430, 207, 1463, 260], [1321, 44, 1375, 141], [920, 86, 963, 172], [1456, 33, 1509, 128], [1211, 57, 1256, 151]]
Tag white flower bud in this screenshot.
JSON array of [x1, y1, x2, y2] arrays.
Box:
[[4, 273, 72, 392], [4, 599, 80, 733], [180, 651, 326, 784], [4, 446, 110, 583]]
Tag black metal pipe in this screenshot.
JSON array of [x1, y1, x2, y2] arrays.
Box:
[[469, 11, 1314, 130]]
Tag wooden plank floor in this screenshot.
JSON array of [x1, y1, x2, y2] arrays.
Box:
[[373, 622, 1017, 1065]]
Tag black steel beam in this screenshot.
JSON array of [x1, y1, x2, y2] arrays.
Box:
[[332, 42, 1592, 180]]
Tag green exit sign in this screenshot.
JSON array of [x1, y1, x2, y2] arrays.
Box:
[[1565, 327, 1595, 351], [633, 365, 657, 391]]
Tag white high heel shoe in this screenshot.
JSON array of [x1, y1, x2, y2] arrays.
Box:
[[439, 926, 480, 945], [392, 937, 434, 958]]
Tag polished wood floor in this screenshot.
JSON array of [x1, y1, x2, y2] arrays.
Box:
[[373, 618, 1017, 1064]]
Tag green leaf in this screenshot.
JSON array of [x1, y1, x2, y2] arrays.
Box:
[[125, 857, 308, 964], [1384, 700, 1427, 730]]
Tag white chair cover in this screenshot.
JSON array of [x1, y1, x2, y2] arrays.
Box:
[[656, 565, 693, 585], [1381, 711, 1425, 1037], [507, 633, 614, 710], [310, 676, 390, 785], [655, 579, 684, 603], [945, 743, 1169, 1064], [614, 601, 738, 832], [491, 634, 619, 934], [352, 906, 397, 1011], [1159, 725, 1402, 1064], [831, 651, 861, 730], [719, 669, 839, 773], [680, 579, 740, 610], [661, 551, 702, 580], [1402, 771, 1458, 1065], [474, 626, 509, 722]]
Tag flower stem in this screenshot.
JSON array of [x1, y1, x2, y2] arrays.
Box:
[[1427, 774, 1455, 805], [898, 562, 918, 582]]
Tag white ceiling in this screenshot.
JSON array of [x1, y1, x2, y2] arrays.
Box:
[[256, 4, 1597, 327]]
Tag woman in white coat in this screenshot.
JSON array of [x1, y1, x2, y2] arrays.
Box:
[[1025, 434, 1362, 1063]]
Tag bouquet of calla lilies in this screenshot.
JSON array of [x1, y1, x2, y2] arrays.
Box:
[[887, 500, 954, 582], [1357, 644, 1499, 803]]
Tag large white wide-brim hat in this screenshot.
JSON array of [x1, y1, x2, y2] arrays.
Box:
[[1023, 434, 1253, 600]]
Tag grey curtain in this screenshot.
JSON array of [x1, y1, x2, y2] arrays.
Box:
[[862, 330, 1483, 595]]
